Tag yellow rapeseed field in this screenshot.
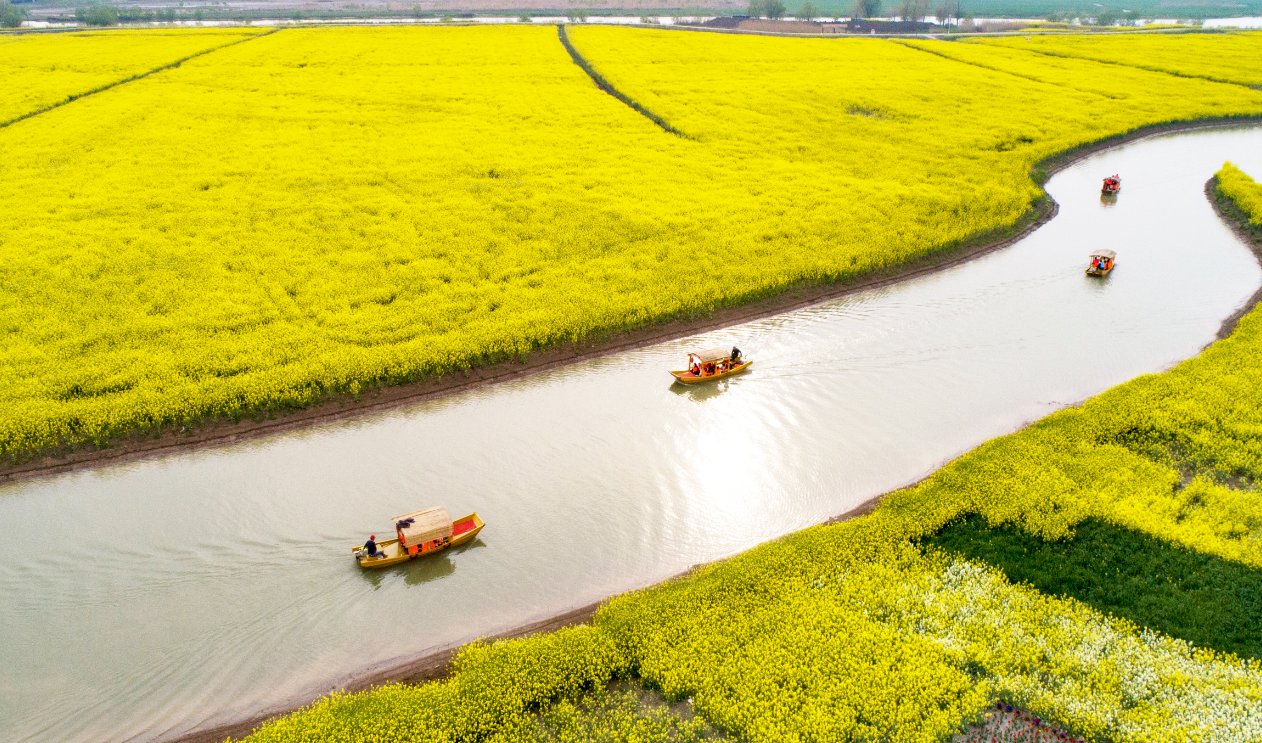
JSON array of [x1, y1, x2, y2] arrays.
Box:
[[3, 26, 1262, 460], [966, 30, 1262, 88], [0, 28, 264, 124], [240, 164, 1262, 741], [243, 164, 1262, 743]]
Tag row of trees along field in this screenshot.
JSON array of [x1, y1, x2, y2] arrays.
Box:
[[0, 2, 1190, 27], [1, 3, 224, 26], [75, 4, 198, 25], [0, 0, 27, 27], [746, 0, 965, 24]]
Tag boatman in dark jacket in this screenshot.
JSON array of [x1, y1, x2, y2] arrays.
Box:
[[363, 534, 383, 559]]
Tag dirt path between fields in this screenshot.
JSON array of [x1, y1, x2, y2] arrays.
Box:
[[4, 117, 1261, 488], [0, 29, 279, 129]]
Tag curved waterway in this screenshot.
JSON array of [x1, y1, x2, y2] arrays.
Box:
[[2, 127, 1261, 742]]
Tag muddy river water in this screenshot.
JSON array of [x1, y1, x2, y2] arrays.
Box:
[[2, 127, 1261, 742]]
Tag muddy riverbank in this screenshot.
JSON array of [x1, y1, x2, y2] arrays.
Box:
[[5, 116, 1259, 487]]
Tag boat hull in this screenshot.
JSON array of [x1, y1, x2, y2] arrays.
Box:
[[355, 512, 484, 569], [670, 361, 752, 384], [1085, 265, 1115, 276]]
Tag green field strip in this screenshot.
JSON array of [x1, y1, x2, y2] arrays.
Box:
[[556, 24, 688, 138], [922, 515, 1262, 661], [0, 29, 279, 130]]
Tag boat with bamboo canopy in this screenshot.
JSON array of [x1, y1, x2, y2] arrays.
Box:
[[1086, 249, 1117, 276], [353, 507, 484, 569], [670, 346, 752, 384]]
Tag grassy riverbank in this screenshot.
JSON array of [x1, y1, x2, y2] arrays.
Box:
[[5, 28, 1262, 465], [238, 164, 1262, 742]]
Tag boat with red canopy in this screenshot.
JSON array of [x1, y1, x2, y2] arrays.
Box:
[[353, 506, 484, 569], [1086, 249, 1117, 276], [670, 346, 752, 384]]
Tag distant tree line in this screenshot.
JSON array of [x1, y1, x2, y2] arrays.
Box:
[[1044, 8, 1140, 24], [747, 0, 787, 19], [73, 4, 207, 25], [743, 0, 964, 25], [53, 0, 967, 30], [1, 0, 28, 27], [76, 3, 118, 25], [934, 0, 963, 27], [852, 0, 881, 18]]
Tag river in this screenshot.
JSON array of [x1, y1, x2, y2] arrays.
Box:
[[1, 126, 1260, 742]]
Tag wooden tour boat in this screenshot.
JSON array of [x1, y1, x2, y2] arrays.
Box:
[[670, 346, 751, 384], [353, 506, 484, 569], [1086, 249, 1117, 276], [1101, 174, 1121, 194]]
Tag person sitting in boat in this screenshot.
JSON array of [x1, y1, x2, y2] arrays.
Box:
[[730, 347, 742, 364], [690, 360, 701, 376], [362, 534, 385, 559]]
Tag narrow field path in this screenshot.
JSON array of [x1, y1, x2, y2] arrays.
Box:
[[986, 43, 1262, 92], [894, 40, 1129, 99], [0, 29, 280, 129], [556, 24, 688, 137]]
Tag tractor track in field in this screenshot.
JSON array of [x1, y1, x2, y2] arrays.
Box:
[[556, 24, 689, 138], [0, 28, 280, 130]]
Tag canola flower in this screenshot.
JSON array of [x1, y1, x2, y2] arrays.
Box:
[[599, 526, 1262, 742], [242, 165, 1262, 741], [243, 524, 1262, 742], [900, 35, 1256, 102], [966, 31, 1262, 89], [0, 28, 264, 124], [1220, 161, 1262, 226], [4, 27, 1262, 461]]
